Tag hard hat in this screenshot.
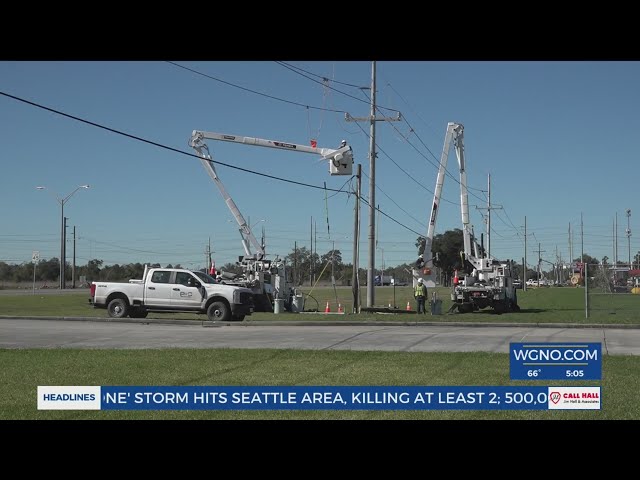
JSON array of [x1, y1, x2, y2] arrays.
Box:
[[418, 278, 423, 283]]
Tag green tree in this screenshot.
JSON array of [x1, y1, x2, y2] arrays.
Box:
[[85, 259, 103, 281], [285, 246, 319, 286], [320, 249, 342, 267], [416, 236, 426, 256], [432, 229, 465, 279], [221, 262, 242, 275]]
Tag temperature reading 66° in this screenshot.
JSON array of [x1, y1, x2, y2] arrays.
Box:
[[527, 369, 541, 378]]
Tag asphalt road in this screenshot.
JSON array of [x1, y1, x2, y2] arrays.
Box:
[[2, 317, 640, 355]]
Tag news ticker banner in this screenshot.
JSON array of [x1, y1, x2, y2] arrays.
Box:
[[37, 385, 601, 411], [510, 342, 602, 380]]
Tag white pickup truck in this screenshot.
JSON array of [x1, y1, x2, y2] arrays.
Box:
[[89, 266, 254, 321]]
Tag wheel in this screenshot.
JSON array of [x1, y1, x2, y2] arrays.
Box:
[[107, 297, 129, 318], [458, 303, 474, 314], [207, 301, 231, 322], [129, 309, 148, 319]]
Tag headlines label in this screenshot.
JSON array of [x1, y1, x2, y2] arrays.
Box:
[[36, 386, 601, 411]]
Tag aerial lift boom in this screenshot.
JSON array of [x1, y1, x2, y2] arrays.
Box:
[[188, 130, 354, 311]]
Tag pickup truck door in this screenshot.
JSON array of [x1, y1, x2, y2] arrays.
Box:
[[171, 271, 203, 308], [145, 270, 174, 307]]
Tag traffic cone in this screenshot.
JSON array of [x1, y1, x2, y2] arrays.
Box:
[[406, 301, 411, 311], [338, 303, 344, 314], [325, 301, 331, 313]]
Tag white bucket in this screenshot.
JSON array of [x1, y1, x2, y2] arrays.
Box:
[[273, 298, 285, 314], [291, 294, 305, 313]]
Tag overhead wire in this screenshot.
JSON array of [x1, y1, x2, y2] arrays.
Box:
[[166, 61, 346, 114], [1, 89, 423, 243], [168, 60, 443, 232], [275, 61, 401, 114], [0, 90, 344, 193], [277, 61, 368, 89]]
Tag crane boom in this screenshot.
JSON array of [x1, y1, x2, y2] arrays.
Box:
[[415, 122, 468, 288], [188, 129, 354, 313], [190, 131, 353, 176], [419, 122, 519, 314]]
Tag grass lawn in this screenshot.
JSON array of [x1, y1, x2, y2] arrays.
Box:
[[1, 287, 637, 421], [1, 286, 639, 324], [1, 348, 637, 420]]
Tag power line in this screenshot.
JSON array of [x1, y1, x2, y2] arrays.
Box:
[[166, 61, 346, 114], [277, 61, 368, 89], [0, 90, 346, 193], [275, 61, 401, 113], [1, 89, 425, 243]]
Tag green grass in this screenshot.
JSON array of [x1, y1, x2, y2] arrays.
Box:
[[1, 348, 636, 420], [2, 288, 637, 420], [2, 286, 639, 324]]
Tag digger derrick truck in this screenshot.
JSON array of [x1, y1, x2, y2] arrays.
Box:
[[189, 130, 353, 312], [416, 122, 519, 314]]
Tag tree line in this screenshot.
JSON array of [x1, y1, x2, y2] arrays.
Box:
[[3, 229, 635, 286]]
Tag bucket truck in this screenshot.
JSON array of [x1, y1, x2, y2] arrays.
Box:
[[189, 130, 353, 312], [415, 122, 519, 314]]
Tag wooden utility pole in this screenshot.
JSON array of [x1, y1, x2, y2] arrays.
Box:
[[345, 61, 401, 307], [351, 164, 362, 313]]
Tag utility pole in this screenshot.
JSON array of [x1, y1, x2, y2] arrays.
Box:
[[205, 237, 210, 273], [475, 173, 502, 258], [569, 222, 573, 263], [310, 217, 313, 286], [524, 216, 527, 291], [352, 164, 362, 313], [613, 212, 618, 266], [581, 212, 584, 267], [345, 61, 401, 308], [627, 209, 632, 269], [568, 222, 573, 284], [72, 225, 76, 288], [62, 216, 68, 289], [535, 243, 545, 286], [613, 218, 616, 268]]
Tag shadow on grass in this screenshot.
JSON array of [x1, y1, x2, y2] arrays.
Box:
[[511, 308, 547, 314], [446, 308, 548, 316]]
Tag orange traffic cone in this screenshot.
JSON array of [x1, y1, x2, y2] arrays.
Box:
[[325, 301, 331, 313], [406, 301, 412, 311], [338, 303, 344, 314]]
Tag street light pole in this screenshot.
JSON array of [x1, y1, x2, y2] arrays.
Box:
[[627, 209, 632, 269], [37, 185, 90, 289]]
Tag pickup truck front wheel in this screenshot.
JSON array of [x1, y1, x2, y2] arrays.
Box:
[[129, 308, 148, 319], [107, 298, 129, 318], [207, 301, 231, 322]]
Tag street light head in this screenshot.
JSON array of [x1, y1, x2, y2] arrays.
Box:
[[36, 186, 45, 190], [81, 185, 90, 189]]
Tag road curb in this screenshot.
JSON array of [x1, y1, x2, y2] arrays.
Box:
[[2, 315, 640, 329]]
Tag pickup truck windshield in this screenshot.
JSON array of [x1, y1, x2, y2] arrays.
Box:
[[193, 271, 217, 284]]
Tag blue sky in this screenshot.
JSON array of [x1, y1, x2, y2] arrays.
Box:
[[1, 61, 638, 271]]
